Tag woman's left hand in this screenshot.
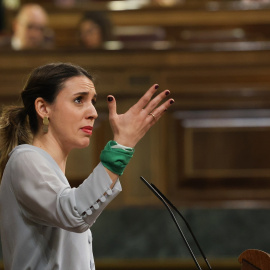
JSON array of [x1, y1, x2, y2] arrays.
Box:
[[107, 84, 174, 148]]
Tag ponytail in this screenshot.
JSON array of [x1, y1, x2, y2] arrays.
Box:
[[0, 105, 32, 179]]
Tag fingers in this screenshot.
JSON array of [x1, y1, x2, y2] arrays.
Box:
[[107, 95, 117, 119], [134, 84, 174, 116], [107, 84, 175, 124], [144, 89, 171, 114], [106, 85, 175, 148], [147, 98, 175, 124], [134, 84, 160, 110]]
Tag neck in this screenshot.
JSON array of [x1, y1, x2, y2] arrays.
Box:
[[32, 132, 69, 174]]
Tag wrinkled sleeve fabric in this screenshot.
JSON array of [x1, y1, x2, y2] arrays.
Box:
[[10, 150, 121, 233]]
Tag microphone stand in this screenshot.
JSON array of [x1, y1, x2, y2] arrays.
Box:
[[150, 183, 212, 270], [140, 176, 203, 270]]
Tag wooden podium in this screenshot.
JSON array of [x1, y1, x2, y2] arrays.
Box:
[[239, 249, 270, 270]]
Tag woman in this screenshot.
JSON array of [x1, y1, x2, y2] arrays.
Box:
[[78, 11, 112, 49], [0, 62, 174, 270]]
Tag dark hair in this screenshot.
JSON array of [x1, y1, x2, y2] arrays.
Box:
[[0, 62, 93, 178], [22, 62, 93, 134], [79, 11, 113, 44]]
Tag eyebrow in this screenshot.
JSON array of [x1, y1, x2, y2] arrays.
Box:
[[73, 92, 97, 98]]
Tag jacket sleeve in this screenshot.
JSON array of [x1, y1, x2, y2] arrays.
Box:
[[10, 150, 122, 233]]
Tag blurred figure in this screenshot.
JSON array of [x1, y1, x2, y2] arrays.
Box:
[[0, 3, 52, 50], [78, 11, 112, 49], [12, 4, 50, 50]]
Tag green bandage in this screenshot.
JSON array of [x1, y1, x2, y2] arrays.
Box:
[[100, 141, 135, 175]]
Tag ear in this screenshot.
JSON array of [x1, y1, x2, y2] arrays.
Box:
[[34, 97, 50, 120]]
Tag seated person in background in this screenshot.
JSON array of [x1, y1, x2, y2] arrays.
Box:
[[0, 3, 52, 50], [78, 11, 113, 49]]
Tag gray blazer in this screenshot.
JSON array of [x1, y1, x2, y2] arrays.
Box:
[[0, 144, 121, 270]]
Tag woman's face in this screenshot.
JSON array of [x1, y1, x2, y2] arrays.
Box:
[[79, 20, 102, 49], [47, 75, 98, 152]]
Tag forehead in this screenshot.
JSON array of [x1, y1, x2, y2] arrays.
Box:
[[61, 76, 96, 94], [19, 7, 48, 25], [81, 20, 99, 30]]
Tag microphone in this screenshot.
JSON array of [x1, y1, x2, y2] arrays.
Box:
[[140, 176, 212, 270], [150, 183, 212, 270], [140, 176, 203, 270]]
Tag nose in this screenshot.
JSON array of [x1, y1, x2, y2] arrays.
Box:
[[86, 103, 98, 120]]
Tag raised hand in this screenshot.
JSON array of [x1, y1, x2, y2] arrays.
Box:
[[107, 84, 174, 148]]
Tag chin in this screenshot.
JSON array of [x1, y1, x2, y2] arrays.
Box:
[[78, 138, 91, 149]]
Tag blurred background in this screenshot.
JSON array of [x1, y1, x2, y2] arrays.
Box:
[[1, 0, 270, 269]]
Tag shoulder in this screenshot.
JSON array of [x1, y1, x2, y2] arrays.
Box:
[[1, 145, 52, 191], [10, 144, 52, 159], [9, 144, 45, 162], [6, 145, 66, 190], [7, 145, 55, 173]]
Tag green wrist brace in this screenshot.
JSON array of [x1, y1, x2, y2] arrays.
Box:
[[100, 141, 135, 176]]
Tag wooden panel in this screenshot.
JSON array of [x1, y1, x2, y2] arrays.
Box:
[[241, 260, 261, 270], [1, 49, 270, 206], [239, 249, 270, 270], [186, 127, 270, 177], [168, 110, 270, 207], [3, 49, 270, 102], [121, 115, 170, 205]]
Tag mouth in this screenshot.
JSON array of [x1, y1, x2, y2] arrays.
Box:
[[81, 126, 93, 135]]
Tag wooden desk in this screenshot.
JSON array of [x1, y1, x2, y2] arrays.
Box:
[[1, 48, 270, 109], [239, 249, 270, 270], [1, 48, 270, 207]]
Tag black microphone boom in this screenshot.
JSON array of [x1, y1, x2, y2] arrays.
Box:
[[150, 183, 212, 270], [140, 176, 203, 270]]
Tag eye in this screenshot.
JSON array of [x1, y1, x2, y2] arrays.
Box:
[[92, 98, 97, 105], [74, 96, 83, 104]]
